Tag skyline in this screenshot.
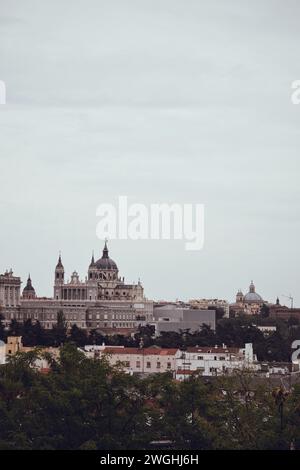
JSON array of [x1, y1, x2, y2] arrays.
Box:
[[1, 239, 294, 306], [0, 1, 300, 303]]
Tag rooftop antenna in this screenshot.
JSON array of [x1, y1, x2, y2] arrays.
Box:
[[282, 294, 294, 309]]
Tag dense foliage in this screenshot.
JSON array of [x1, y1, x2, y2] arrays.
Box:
[[0, 343, 299, 450]]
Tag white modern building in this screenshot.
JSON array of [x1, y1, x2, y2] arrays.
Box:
[[175, 343, 258, 379]]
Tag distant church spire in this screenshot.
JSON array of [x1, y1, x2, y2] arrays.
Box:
[[56, 252, 64, 269], [89, 250, 95, 267], [102, 239, 109, 258]]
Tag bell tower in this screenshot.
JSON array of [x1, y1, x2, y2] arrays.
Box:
[[236, 289, 244, 303], [54, 253, 64, 300]]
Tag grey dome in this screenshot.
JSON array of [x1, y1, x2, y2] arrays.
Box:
[[95, 241, 118, 271], [95, 257, 118, 270], [244, 292, 263, 302], [244, 281, 263, 303], [23, 275, 35, 292]]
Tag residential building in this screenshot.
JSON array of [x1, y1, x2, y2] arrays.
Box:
[[175, 343, 258, 379], [98, 346, 179, 375], [189, 298, 229, 317], [269, 299, 300, 321]]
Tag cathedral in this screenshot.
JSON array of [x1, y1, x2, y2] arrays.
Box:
[[0, 242, 153, 334], [54, 241, 144, 302], [230, 281, 266, 315]]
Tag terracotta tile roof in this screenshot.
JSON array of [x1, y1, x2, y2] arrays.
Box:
[[102, 347, 178, 356]]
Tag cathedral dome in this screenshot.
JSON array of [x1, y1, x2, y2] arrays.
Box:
[[23, 275, 35, 292], [244, 281, 263, 303], [95, 241, 118, 270], [22, 275, 36, 299], [244, 292, 263, 302]]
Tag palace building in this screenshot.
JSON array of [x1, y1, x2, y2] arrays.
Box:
[[0, 242, 153, 334]]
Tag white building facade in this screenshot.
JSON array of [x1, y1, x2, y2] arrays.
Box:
[[175, 343, 258, 379]]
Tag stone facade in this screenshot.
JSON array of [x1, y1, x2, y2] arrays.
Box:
[[230, 281, 265, 315], [96, 346, 179, 375], [0, 242, 153, 333], [0, 270, 21, 308]]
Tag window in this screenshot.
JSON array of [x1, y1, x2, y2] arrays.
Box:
[[136, 361, 141, 368], [197, 356, 203, 360], [157, 362, 161, 369], [146, 362, 151, 369], [167, 362, 171, 369]]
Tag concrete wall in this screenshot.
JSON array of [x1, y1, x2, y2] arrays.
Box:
[[153, 307, 216, 334]]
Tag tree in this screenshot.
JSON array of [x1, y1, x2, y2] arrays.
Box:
[[260, 303, 270, 318], [8, 319, 23, 337], [68, 324, 88, 347], [52, 310, 67, 346], [0, 346, 299, 450]]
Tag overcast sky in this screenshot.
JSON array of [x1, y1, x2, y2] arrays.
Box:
[[0, 0, 300, 304]]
